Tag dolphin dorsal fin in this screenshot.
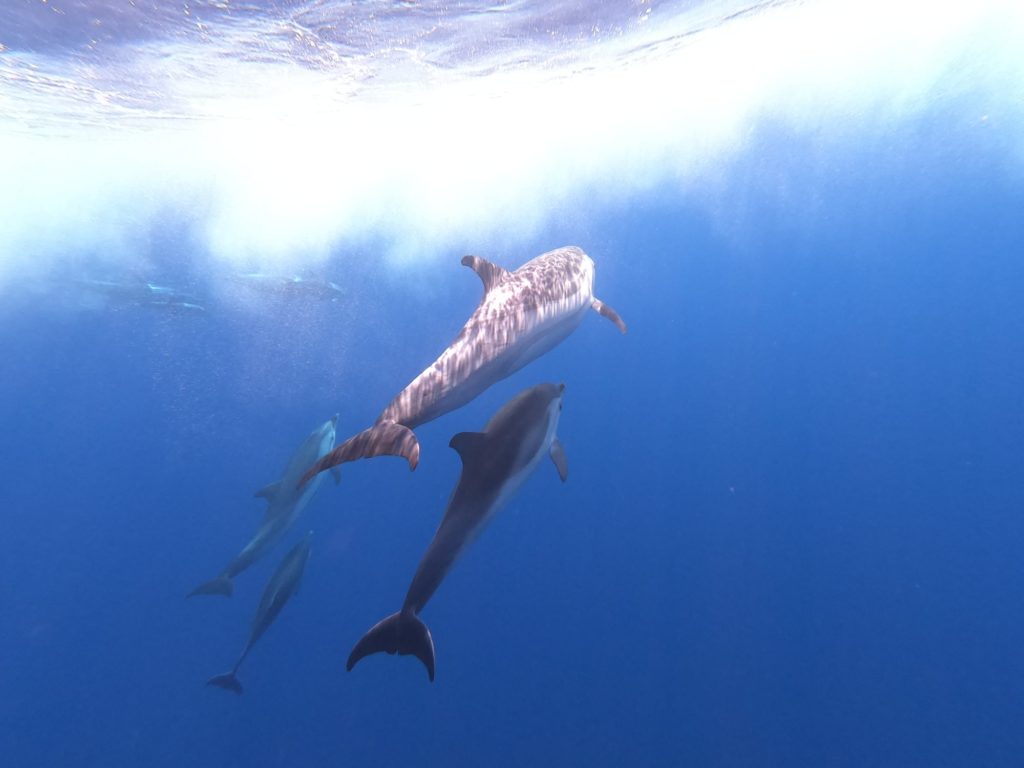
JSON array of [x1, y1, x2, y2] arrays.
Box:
[[449, 431, 488, 465], [254, 481, 281, 501], [461, 255, 509, 294]]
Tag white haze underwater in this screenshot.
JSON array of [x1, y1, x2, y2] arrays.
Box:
[[1, 0, 1022, 295]]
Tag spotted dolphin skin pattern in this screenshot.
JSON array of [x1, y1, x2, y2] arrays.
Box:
[[302, 246, 625, 483]]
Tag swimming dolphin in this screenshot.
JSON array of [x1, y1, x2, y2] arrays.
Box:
[[346, 382, 569, 681], [207, 532, 313, 695], [142, 283, 206, 313], [188, 417, 339, 598], [74, 277, 203, 310], [301, 246, 622, 484], [232, 273, 343, 301]]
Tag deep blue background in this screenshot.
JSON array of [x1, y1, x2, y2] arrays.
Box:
[[2, 96, 1023, 767]]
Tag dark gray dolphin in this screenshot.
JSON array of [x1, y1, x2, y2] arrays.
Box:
[[346, 382, 569, 681], [206, 532, 312, 695], [188, 417, 338, 598], [301, 246, 623, 485]]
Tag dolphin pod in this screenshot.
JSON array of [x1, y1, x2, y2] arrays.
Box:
[[346, 383, 569, 681], [192, 245, 624, 688], [207, 532, 313, 695], [301, 245, 625, 485]]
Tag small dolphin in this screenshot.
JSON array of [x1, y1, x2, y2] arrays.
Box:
[[188, 417, 339, 598], [233, 273, 343, 301], [302, 246, 623, 484], [207, 532, 313, 695], [74, 278, 202, 310], [346, 382, 569, 681], [142, 283, 205, 312]]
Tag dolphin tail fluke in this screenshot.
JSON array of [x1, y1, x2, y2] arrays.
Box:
[[591, 298, 627, 334], [206, 672, 243, 695], [299, 421, 420, 487], [186, 574, 233, 598], [347, 610, 435, 682]]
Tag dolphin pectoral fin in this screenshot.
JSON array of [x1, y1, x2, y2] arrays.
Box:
[[207, 672, 243, 695], [298, 421, 420, 488], [331, 467, 342, 485], [461, 255, 510, 294], [591, 298, 627, 334], [550, 438, 568, 482], [254, 481, 282, 501], [187, 574, 233, 598], [347, 610, 435, 682]]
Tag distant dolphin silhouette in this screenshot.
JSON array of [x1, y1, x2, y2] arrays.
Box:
[[346, 383, 569, 681], [188, 417, 338, 598], [74, 277, 205, 312], [232, 273, 343, 301], [301, 246, 623, 484], [206, 532, 312, 694]]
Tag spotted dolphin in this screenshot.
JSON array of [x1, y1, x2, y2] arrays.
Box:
[[346, 382, 568, 681], [302, 246, 622, 484], [188, 417, 338, 598], [206, 532, 312, 694]]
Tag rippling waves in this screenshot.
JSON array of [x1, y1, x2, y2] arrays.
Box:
[[0, 0, 772, 131]]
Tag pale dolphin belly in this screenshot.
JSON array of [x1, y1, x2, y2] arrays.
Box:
[[383, 298, 590, 429]]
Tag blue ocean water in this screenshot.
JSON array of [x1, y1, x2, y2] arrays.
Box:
[[2, 1, 1024, 766]]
